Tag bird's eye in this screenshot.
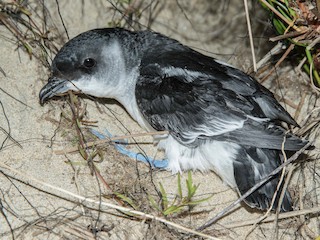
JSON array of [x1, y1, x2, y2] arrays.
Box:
[[83, 58, 96, 68]]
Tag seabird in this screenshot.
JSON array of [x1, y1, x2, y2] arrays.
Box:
[[39, 28, 308, 211]]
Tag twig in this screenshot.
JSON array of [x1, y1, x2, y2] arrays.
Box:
[[256, 42, 284, 70], [309, 61, 320, 93], [269, 29, 308, 42], [67, 93, 121, 204], [55, 0, 69, 40], [0, 161, 218, 240], [244, 0, 257, 72], [294, 92, 306, 121], [296, 117, 320, 136], [271, 134, 292, 239], [54, 130, 169, 155], [197, 142, 312, 231], [0, 66, 6, 77], [0, 126, 22, 149], [0, 87, 33, 109], [275, 93, 298, 110], [260, 43, 295, 83], [306, 36, 320, 51], [221, 206, 320, 229]]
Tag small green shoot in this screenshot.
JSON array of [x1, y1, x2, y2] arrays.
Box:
[[152, 171, 212, 216], [114, 192, 138, 210]]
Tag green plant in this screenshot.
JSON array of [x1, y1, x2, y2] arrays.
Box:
[[259, 0, 320, 87], [149, 171, 212, 216]]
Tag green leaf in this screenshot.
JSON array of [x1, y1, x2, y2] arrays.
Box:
[[163, 205, 185, 216], [273, 18, 286, 35], [177, 173, 182, 199], [159, 182, 168, 210], [186, 195, 214, 206], [313, 68, 320, 86], [186, 171, 197, 200], [114, 192, 137, 209], [78, 145, 87, 159], [148, 194, 161, 212]]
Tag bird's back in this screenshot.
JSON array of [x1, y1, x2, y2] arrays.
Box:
[[135, 30, 306, 211]]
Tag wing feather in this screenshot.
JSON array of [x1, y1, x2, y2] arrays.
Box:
[[136, 49, 305, 150]]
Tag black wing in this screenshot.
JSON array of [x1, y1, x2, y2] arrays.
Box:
[[136, 49, 305, 150]]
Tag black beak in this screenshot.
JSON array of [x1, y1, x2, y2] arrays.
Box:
[[39, 77, 70, 105]]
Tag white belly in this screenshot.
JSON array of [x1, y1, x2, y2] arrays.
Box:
[[157, 135, 240, 188]]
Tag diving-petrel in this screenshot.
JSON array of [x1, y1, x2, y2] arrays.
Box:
[[39, 28, 308, 211]]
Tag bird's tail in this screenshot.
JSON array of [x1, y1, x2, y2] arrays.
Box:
[[233, 146, 292, 211]]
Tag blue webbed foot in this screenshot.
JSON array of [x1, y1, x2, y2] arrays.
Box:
[[90, 129, 168, 168]]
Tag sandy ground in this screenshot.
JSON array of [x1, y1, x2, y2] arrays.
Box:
[[0, 1, 320, 239]]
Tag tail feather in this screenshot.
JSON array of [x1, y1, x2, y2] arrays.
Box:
[[213, 122, 308, 151], [233, 146, 292, 211]]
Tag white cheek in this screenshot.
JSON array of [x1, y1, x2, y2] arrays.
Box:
[[70, 76, 113, 98], [64, 81, 80, 92]]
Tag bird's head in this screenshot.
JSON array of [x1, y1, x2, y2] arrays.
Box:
[[39, 28, 140, 105]]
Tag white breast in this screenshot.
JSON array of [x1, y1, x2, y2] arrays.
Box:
[[157, 135, 240, 187]]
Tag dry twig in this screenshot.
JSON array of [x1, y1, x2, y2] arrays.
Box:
[[54, 130, 169, 155]]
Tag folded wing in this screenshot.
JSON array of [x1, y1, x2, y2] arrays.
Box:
[[136, 49, 306, 150]]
